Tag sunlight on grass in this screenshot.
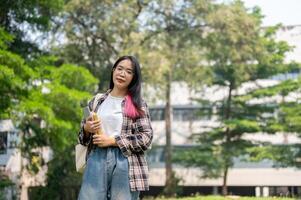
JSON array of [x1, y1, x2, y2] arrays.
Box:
[[143, 195, 296, 200]]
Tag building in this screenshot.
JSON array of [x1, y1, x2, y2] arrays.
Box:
[[0, 120, 19, 199], [0, 120, 51, 200]]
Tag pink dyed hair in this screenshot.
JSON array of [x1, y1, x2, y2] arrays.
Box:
[[124, 95, 143, 119]]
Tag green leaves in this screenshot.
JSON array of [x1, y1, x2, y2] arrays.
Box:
[[1, 29, 98, 178], [174, 145, 224, 178], [205, 2, 261, 86], [0, 42, 34, 117], [0, 28, 13, 49], [252, 78, 300, 98], [51, 64, 98, 93], [0, 0, 65, 57], [16, 64, 95, 151], [248, 144, 301, 168], [60, 0, 145, 90], [0, 65, 21, 117], [226, 119, 260, 135], [0, 49, 35, 81]]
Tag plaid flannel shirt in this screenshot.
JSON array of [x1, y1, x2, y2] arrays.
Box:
[[78, 90, 153, 191]]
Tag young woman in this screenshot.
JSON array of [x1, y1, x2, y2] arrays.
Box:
[[78, 56, 153, 200]]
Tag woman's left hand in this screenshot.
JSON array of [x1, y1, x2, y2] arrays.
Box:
[[92, 134, 117, 147]]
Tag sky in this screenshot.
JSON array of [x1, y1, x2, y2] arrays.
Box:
[[241, 0, 301, 26]]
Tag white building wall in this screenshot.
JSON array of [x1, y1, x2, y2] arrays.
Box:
[[149, 168, 301, 186], [276, 25, 301, 63]]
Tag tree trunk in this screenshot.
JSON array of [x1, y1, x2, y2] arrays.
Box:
[[222, 83, 233, 196], [222, 167, 228, 196], [225, 84, 233, 119], [164, 69, 173, 196]]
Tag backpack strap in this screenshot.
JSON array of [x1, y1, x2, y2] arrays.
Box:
[[92, 93, 103, 112]]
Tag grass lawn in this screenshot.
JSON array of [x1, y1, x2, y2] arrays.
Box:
[[143, 195, 296, 200]]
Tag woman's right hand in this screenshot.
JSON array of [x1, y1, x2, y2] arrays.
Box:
[[83, 115, 102, 134]]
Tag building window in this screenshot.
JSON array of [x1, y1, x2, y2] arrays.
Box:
[[150, 107, 212, 121], [147, 147, 165, 163], [10, 141, 17, 148], [173, 108, 210, 121], [0, 131, 8, 154], [150, 108, 165, 121], [148, 146, 196, 164]]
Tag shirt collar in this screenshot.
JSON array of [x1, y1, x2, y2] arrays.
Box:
[[98, 89, 126, 104]]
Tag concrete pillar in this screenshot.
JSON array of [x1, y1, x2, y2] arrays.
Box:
[[263, 186, 269, 197], [255, 186, 261, 197], [20, 186, 28, 200]]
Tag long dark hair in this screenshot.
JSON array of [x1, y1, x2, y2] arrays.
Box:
[[109, 56, 144, 118]]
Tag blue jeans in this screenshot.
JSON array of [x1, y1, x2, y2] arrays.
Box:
[[78, 147, 139, 200]]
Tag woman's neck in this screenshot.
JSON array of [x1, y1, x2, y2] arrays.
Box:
[[110, 87, 128, 97]]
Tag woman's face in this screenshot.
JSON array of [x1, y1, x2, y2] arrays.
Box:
[[113, 59, 134, 91]]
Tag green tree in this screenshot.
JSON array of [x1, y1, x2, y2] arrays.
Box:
[[136, 0, 213, 196], [0, 28, 34, 119], [57, 0, 148, 90], [0, 0, 64, 57], [245, 75, 301, 169], [0, 28, 98, 198], [16, 58, 98, 199], [175, 1, 295, 195]]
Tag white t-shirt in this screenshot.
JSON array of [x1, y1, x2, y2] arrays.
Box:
[[97, 94, 124, 137]]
